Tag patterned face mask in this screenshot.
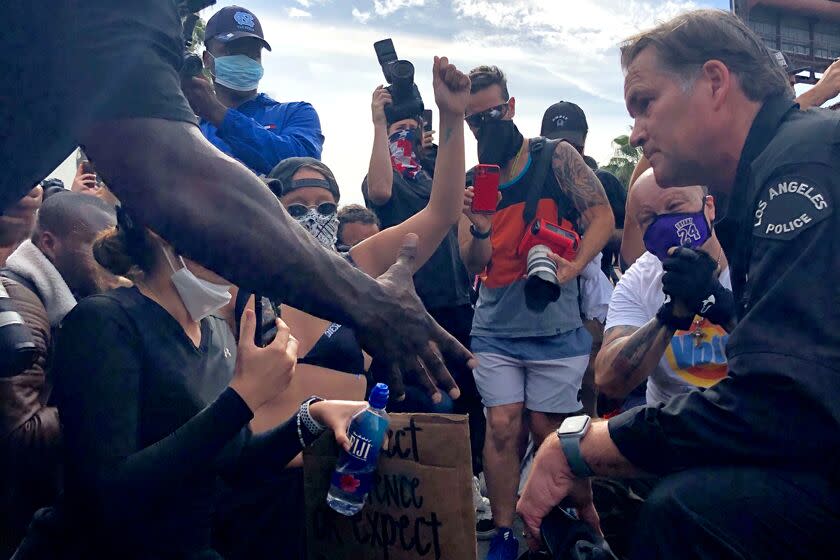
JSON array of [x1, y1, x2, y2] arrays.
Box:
[[388, 128, 422, 179], [294, 207, 339, 250], [643, 206, 712, 261]]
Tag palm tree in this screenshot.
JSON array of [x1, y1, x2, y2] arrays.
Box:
[[601, 134, 643, 188]]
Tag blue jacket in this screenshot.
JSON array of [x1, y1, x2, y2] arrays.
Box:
[[200, 93, 324, 174]]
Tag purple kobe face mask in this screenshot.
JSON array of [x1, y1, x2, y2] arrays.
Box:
[[643, 210, 712, 261]]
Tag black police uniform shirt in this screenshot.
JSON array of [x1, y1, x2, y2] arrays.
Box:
[[362, 170, 471, 310], [53, 287, 315, 557], [608, 96, 840, 481]]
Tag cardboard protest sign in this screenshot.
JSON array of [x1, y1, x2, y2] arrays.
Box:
[[303, 413, 476, 560]]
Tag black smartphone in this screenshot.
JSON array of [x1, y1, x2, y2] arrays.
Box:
[[253, 296, 279, 348], [423, 109, 433, 132]]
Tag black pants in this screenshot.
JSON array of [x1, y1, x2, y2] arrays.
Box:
[[428, 304, 485, 476], [214, 468, 306, 560], [631, 467, 840, 559]]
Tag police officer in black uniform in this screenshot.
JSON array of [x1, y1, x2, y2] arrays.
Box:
[[516, 10, 840, 560]]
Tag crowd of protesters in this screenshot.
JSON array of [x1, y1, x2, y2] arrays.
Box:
[[1, 3, 839, 560]]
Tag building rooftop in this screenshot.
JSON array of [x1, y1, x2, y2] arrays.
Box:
[[732, 0, 839, 84]]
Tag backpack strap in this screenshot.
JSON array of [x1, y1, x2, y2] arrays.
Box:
[[523, 137, 576, 228], [522, 137, 553, 225]]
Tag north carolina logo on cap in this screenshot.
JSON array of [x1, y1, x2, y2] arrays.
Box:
[[552, 114, 568, 128], [234, 11, 255, 29]]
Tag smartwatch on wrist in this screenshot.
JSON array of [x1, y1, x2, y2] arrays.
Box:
[[556, 415, 594, 478], [469, 224, 491, 239]]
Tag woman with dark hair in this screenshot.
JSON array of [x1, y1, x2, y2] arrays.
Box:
[[49, 209, 371, 559]]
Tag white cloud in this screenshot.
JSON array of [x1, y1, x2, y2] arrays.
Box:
[[296, 0, 312, 6], [288, 7, 312, 18], [352, 8, 372, 24], [373, 0, 427, 16]]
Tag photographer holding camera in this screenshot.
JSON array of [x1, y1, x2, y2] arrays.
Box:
[[183, 6, 324, 174], [363, 42, 484, 469], [459, 65, 613, 560]]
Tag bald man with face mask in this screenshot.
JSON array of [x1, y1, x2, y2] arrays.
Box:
[[595, 170, 732, 407]]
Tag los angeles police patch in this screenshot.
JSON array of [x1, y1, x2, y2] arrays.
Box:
[[753, 175, 832, 240]]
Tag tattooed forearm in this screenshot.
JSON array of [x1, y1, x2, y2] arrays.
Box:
[[611, 320, 673, 380], [552, 141, 609, 213], [595, 320, 674, 399], [443, 126, 453, 145]]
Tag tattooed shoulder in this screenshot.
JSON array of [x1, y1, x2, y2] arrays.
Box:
[[551, 141, 609, 212]]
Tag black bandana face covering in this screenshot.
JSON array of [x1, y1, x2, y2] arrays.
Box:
[[477, 120, 523, 166]]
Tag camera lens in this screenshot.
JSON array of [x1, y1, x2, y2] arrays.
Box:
[[524, 244, 561, 311], [390, 60, 415, 96]]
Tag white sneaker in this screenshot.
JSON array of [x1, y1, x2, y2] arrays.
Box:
[[473, 476, 495, 540]]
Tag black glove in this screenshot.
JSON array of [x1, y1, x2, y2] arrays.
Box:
[[660, 247, 735, 327], [697, 281, 735, 327]]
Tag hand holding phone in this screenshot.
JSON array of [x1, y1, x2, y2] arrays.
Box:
[[471, 164, 501, 214], [423, 109, 433, 132], [253, 296, 280, 348]]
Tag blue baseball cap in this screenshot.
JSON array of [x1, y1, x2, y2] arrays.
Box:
[[205, 6, 272, 51]]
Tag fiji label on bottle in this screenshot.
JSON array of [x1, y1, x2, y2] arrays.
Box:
[[331, 429, 378, 497], [348, 432, 374, 462]]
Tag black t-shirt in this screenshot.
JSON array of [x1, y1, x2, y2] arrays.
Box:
[[3, 0, 197, 210], [362, 170, 471, 309], [54, 287, 308, 558], [608, 96, 840, 481]]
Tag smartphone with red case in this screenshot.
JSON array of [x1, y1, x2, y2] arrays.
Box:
[[471, 164, 500, 214]]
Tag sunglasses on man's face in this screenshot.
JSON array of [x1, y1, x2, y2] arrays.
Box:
[[465, 103, 509, 129], [286, 202, 337, 218]]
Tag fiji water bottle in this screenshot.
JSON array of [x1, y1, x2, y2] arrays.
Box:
[[327, 383, 390, 516]]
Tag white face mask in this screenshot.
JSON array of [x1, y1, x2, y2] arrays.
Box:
[[162, 248, 232, 322]]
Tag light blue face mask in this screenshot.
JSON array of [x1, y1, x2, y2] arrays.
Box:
[[210, 54, 264, 92]]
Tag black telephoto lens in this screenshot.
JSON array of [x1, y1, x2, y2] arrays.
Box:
[[390, 60, 415, 97]]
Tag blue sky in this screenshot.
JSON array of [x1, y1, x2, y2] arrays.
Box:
[[53, 0, 769, 204]]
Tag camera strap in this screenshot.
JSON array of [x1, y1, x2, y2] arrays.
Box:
[[522, 137, 569, 226]]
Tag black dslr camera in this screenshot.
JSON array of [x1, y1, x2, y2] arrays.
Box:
[[374, 39, 424, 123], [178, 0, 216, 78]]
